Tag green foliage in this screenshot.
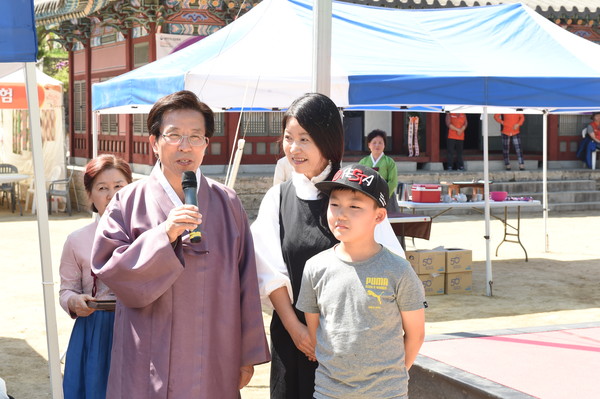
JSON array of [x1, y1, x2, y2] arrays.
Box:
[[37, 26, 69, 92]]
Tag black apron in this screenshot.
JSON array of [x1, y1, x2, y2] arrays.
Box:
[[270, 180, 338, 399]]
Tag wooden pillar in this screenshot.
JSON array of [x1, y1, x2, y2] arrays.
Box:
[[391, 112, 404, 155], [427, 113, 440, 162], [226, 112, 241, 156], [68, 50, 75, 160], [85, 40, 92, 158], [149, 22, 157, 62], [125, 29, 133, 164]]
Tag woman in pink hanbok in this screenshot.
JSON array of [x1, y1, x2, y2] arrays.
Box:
[[60, 154, 132, 399]]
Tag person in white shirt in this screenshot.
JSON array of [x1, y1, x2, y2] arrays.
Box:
[[273, 156, 294, 186]]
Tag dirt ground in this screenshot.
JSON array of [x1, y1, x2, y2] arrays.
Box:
[[1, 206, 599, 398]]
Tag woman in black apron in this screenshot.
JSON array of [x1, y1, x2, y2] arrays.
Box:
[[252, 93, 344, 398]]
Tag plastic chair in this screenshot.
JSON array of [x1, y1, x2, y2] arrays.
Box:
[[47, 165, 72, 216], [581, 127, 597, 170], [0, 163, 22, 214], [24, 178, 37, 214]]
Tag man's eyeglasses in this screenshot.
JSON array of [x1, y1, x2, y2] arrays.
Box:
[[161, 133, 209, 147]]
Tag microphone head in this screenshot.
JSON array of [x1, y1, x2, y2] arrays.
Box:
[[181, 171, 197, 190]]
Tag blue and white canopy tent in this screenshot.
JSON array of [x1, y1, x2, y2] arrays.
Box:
[[93, 0, 600, 113], [93, 0, 600, 296], [0, 0, 63, 397]]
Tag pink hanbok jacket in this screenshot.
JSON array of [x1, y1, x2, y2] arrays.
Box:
[[59, 220, 115, 318], [92, 168, 270, 398]]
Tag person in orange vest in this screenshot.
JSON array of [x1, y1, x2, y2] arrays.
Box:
[[494, 113, 525, 170], [445, 113, 467, 171]]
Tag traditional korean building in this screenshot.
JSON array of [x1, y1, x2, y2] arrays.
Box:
[[34, 0, 600, 170]]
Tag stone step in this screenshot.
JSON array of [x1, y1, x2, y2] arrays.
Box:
[[236, 176, 599, 219], [522, 191, 600, 203], [548, 201, 600, 212], [462, 159, 540, 171], [396, 169, 600, 184], [490, 180, 596, 193], [409, 355, 534, 399]]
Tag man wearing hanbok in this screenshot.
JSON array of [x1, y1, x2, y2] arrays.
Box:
[[92, 90, 270, 398]]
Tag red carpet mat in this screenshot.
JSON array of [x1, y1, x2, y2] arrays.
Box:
[[419, 324, 600, 399]]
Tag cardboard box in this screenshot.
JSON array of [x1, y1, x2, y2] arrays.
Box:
[[411, 184, 441, 203], [418, 273, 445, 296], [445, 272, 473, 294], [445, 249, 473, 272], [405, 250, 446, 274]]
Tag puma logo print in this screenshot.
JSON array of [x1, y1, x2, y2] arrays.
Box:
[[367, 290, 383, 304]]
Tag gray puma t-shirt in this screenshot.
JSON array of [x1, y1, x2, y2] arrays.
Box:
[[297, 246, 425, 399]]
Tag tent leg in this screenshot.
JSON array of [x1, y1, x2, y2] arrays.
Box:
[[226, 139, 246, 189], [25, 62, 64, 398], [483, 106, 492, 296], [542, 111, 549, 252], [312, 0, 332, 95]]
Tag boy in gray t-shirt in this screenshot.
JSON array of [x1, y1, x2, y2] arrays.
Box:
[[296, 164, 426, 399]]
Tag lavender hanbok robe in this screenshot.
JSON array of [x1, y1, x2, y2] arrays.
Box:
[[92, 168, 270, 399]]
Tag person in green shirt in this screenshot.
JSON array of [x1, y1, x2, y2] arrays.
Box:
[[359, 129, 399, 212]]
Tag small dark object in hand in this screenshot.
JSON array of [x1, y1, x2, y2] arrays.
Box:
[[86, 300, 116, 311]]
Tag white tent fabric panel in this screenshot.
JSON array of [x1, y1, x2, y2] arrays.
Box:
[[93, 0, 600, 113], [0, 66, 66, 182]]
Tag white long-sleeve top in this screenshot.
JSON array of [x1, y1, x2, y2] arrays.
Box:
[[251, 167, 405, 307]]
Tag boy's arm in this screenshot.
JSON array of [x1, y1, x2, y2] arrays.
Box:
[[305, 312, 320, 362], [401, 308, 425, 370]]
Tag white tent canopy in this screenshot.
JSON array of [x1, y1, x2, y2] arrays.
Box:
[[93, 0, 600, 114]]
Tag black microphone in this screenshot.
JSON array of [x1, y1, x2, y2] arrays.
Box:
[[181, 171, 202, 243]]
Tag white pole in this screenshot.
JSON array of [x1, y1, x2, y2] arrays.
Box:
[[227, 139, 246, 189], [312, 0, 332, 95], [542, 110, 549, 252], [225, 111, 246, 187], [24, 62, 64, 398], [92, 110, 99, 158], [483, 106, 493, 296]]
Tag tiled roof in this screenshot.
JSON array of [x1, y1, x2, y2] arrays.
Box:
[[34, 0, 117, 25], [344, 0, 600, 18], [34, 0, 600, 27]]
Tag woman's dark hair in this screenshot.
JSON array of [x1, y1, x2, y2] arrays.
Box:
[[281, 93, 344, 177], [591, 112, 600, 120], [147, 90, 215, 139], [366, 129, 387, 147], [84, 154, 133, 212]]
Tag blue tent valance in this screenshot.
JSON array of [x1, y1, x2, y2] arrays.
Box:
[[0, 0, 38, 62]]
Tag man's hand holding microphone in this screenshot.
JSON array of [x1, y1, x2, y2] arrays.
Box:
[[164, 171, 203, 244]]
